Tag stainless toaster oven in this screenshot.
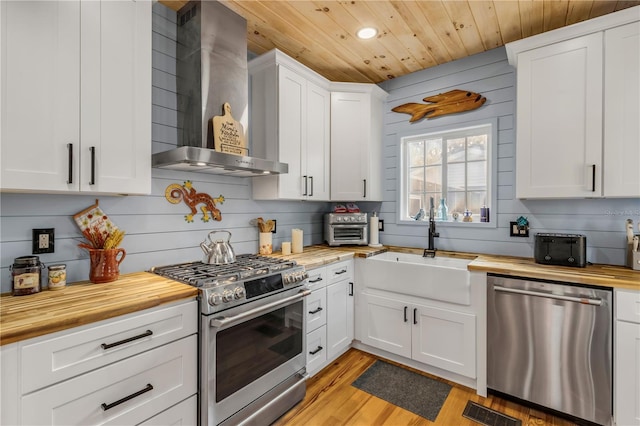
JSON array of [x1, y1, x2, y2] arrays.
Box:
[[324, 213, 368, 246]]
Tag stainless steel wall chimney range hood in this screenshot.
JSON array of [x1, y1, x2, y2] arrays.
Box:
[[151, 1, 287, 177]]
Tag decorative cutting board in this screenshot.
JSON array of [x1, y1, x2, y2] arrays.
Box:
[[212, 102, 248, 155]]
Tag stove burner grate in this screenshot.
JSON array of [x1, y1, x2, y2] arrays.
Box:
[[151, 254, 297, 287]]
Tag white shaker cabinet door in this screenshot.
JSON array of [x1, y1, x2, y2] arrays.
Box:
[[515, 32, 603, 198], [1, 1, 80, 192], [80, 0, 151, 194], [604, 21, 640, 197]]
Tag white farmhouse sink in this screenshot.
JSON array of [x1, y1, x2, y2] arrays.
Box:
[[362, 251, 472, 305]]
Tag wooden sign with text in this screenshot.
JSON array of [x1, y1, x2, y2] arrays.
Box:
[[212, 102, 248, 155]]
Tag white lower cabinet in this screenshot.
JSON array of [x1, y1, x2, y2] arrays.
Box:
[[358, 292, 476, 379], [305, 259, 354, 376], [139, 395, 197, 426], [615, 289, 640, 426], [0, 299, 198, 426]]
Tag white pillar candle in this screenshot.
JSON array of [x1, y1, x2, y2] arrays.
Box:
[[292, 229, 303, 253], [281, 241, 291, 255]]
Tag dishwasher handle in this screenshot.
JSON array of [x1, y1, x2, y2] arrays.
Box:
[[494, 285, 603, 306]]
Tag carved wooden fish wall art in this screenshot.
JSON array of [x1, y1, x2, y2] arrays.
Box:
[[392, 89, 487, 122]]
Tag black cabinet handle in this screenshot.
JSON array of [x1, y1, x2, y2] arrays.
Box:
[[101, 383, 153, 411], [101, 330, 153, 350], [334, 269, 347, 275], [413, 308, 418, 325], [89, 146, 96, 185], [303, 175, 308, 196], [66, 143, 73, 184], [308, 307, 323, 314], [309, 176, 313, 196], [309, 277, 323, 283], [404, 306, 408, 323], [591, 164, 596, 192], [348, 282, 353, 296], [309, 346, 323, 355], [363, 179, 367, 198]]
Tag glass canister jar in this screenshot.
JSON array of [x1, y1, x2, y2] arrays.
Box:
[[48, 264, 67, 290], [10, 255, 44, 296]]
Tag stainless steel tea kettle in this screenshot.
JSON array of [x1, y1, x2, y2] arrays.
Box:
[[200, 230, 236, 264]]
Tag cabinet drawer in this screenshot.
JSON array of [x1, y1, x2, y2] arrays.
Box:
[[616, 289, 640, 324], [306, 288, 327, 332], [327, 260, 353, 285], [139, 395, 197, 426], [306, 325, 327, 375], [307, 266, 328, 291], [21, 335, 197, 426], [21, 300, 197, 394]]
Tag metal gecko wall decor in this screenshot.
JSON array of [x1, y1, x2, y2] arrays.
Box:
[[165, 181, 225, 223], [392, 89, 487, 122]]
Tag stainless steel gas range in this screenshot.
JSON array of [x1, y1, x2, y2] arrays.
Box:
[[151, 254, 310, 426]]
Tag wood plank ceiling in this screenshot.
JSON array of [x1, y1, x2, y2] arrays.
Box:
[[159, 1, 640, 83]]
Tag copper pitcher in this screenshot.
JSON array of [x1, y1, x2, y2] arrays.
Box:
[[87, 248, 126, 283]]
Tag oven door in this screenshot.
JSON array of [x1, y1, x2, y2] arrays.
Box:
[[201, 288, 309, 426]]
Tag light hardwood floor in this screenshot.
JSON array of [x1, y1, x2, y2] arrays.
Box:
[[275, 349, 577, 426]]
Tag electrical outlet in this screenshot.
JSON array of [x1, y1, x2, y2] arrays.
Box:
[[33, 228, 55, 254], [271, 220, 277, 233], [378, 220, 384, 232]]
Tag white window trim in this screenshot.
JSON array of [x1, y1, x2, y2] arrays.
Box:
[[397, 118, 498, 228]]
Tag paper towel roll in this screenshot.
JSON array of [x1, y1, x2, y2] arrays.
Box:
[[369, 216, 380, 246]]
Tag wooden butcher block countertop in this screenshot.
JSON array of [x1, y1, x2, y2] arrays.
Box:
[[267, 244, 387, 269], [0, 272, 198, 346], [281, 244, 639, 290], [468, 254, 640, 290]]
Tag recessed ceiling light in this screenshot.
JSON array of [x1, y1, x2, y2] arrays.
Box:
[[356, 27, 377, 40]]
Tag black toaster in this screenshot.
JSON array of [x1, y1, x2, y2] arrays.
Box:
[[534, 233, 587, 267]]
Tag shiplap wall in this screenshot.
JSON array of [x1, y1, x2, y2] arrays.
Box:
[[377, 48, 639, 265], [1, 5, 637, 294], [0, 4, 329, 293]]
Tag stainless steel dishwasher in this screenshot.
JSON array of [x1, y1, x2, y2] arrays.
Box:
[[487, 274, 612, 426]]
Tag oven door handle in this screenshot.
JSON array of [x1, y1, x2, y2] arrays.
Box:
[[210, 289, 311, 329], [494, 285, 603, 306]]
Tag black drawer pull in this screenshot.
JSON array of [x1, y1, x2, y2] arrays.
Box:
[[101, 383, 153, 411], [349, 282, 353, 296], [309, 346, 323, 355], [404, 306, 408, 322], [334, 269, 347, 275], [308, 307, 324, 315], [309, 277, 323, 283], [101, 330, 153, 350]]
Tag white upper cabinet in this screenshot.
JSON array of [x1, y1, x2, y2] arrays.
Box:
[[604, 21, 640, 197], [0, 0, 151, 195], [330, 83, 388, 202], [507, 6, 639, 199], [250, 49, 330, 201]]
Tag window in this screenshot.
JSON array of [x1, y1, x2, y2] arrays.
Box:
[[400, 122, 493, 223]]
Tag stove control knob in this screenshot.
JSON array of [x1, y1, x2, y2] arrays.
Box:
[[209, 293, 223, 306], [233, 287, 245, 299], [222, 289, 234, 303]]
